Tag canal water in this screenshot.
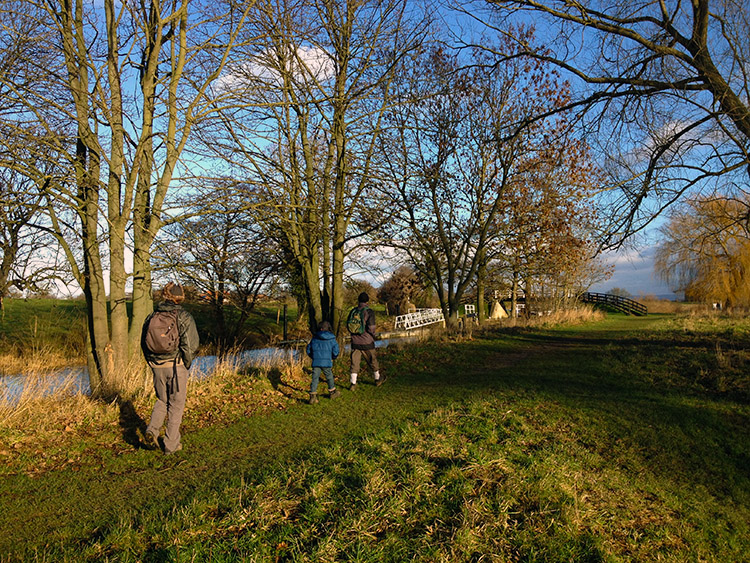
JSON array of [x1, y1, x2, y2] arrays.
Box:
[[1, 336, 417, 404]]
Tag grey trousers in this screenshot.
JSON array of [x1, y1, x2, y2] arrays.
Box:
[[146, 360, 189, 453], [350, 348, 379, 375]]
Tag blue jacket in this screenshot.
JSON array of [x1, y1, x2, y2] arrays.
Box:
[[306, 330, 340, 368]]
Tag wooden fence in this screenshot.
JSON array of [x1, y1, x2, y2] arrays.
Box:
[[580, 292, 647, 316]]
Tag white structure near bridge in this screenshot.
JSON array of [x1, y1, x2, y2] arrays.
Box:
[[393, 308, 445, 330]]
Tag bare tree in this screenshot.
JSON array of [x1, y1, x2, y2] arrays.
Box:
[[0, 168, 60, 311], [379, 39, 582, 323], [0, 0, 254, 393], [460, 0, 750, 246], [156, 184, 284, 352], [196, 0, 429, 333], [0, 3, 68, 310]]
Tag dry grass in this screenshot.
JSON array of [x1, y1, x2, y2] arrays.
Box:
[[485, 305, 606, 330], [534, 306, 606, 326], [186, 347, 310, 428], [0, 347, 315, 476], [0, 360, 151, 476], [638, 298, 705, 314], [0, 348, 84, 377], [0, 371, 84, 427]]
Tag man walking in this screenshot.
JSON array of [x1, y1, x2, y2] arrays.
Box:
[[141, 282, 199, 455], [347, 292, 385, 390]]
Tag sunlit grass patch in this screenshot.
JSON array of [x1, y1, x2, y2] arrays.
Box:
[[86, 394, 749, 562], [620, 313, 750, 400]]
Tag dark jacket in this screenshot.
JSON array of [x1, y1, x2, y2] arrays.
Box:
[[306, 330, 340, 368], [350, 304, 376, 351], [141, 301, 200, 369]]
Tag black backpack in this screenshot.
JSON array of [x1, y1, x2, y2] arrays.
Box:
[[144, 311, 180, 355], [346, 306, 368, 335]]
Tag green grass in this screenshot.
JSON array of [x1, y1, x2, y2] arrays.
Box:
[[1, 314, 749, 561], [0, 298, 88, 358]]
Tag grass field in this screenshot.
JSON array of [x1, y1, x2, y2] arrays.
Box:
[[0, 299, 88, 372], [0, 298, 304, 374], [0, 311, 748, 561]]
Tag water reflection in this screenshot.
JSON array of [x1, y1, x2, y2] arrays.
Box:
[[2, 367, 89, 404]]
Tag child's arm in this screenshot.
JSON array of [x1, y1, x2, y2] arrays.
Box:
[[332, 340, 340, 360]]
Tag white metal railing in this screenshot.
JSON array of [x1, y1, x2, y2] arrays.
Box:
[[394, 308, 445, 330]]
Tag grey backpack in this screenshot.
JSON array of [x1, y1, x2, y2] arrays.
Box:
[[144, 311, 179, 355]]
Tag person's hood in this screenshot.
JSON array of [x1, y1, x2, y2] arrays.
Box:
[[315, 330, 337, 340]]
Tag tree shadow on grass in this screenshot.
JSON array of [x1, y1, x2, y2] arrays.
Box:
[[118, 398, 149, 449], [267, 367, 306, 402]]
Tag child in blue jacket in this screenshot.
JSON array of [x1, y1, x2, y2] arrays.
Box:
[[305, 321, 340, 404]]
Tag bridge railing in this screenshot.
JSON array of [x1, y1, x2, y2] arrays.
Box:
[[394, 308, 446, 330], [581, 292, 647, 316]]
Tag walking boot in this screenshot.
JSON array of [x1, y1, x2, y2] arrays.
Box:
[[308, 392, 319, 404], [329, 388, 340, 399], [164, 443, 183, 456], [144, 429, 160, 451]]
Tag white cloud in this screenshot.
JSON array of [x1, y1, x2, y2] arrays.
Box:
[[589, 245, 677, 298], [214, 45, 334, 93]]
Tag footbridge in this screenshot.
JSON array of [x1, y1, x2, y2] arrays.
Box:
[[580, 292, 647, 316], [394, 308, 446, 330]]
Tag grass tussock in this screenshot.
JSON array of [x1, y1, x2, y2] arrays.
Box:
[[0, 348, 84, 377]]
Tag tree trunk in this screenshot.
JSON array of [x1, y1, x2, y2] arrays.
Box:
[[524, 274, 533, 318], [301, 254, 323, 332], [477, 254, 487, 323]]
